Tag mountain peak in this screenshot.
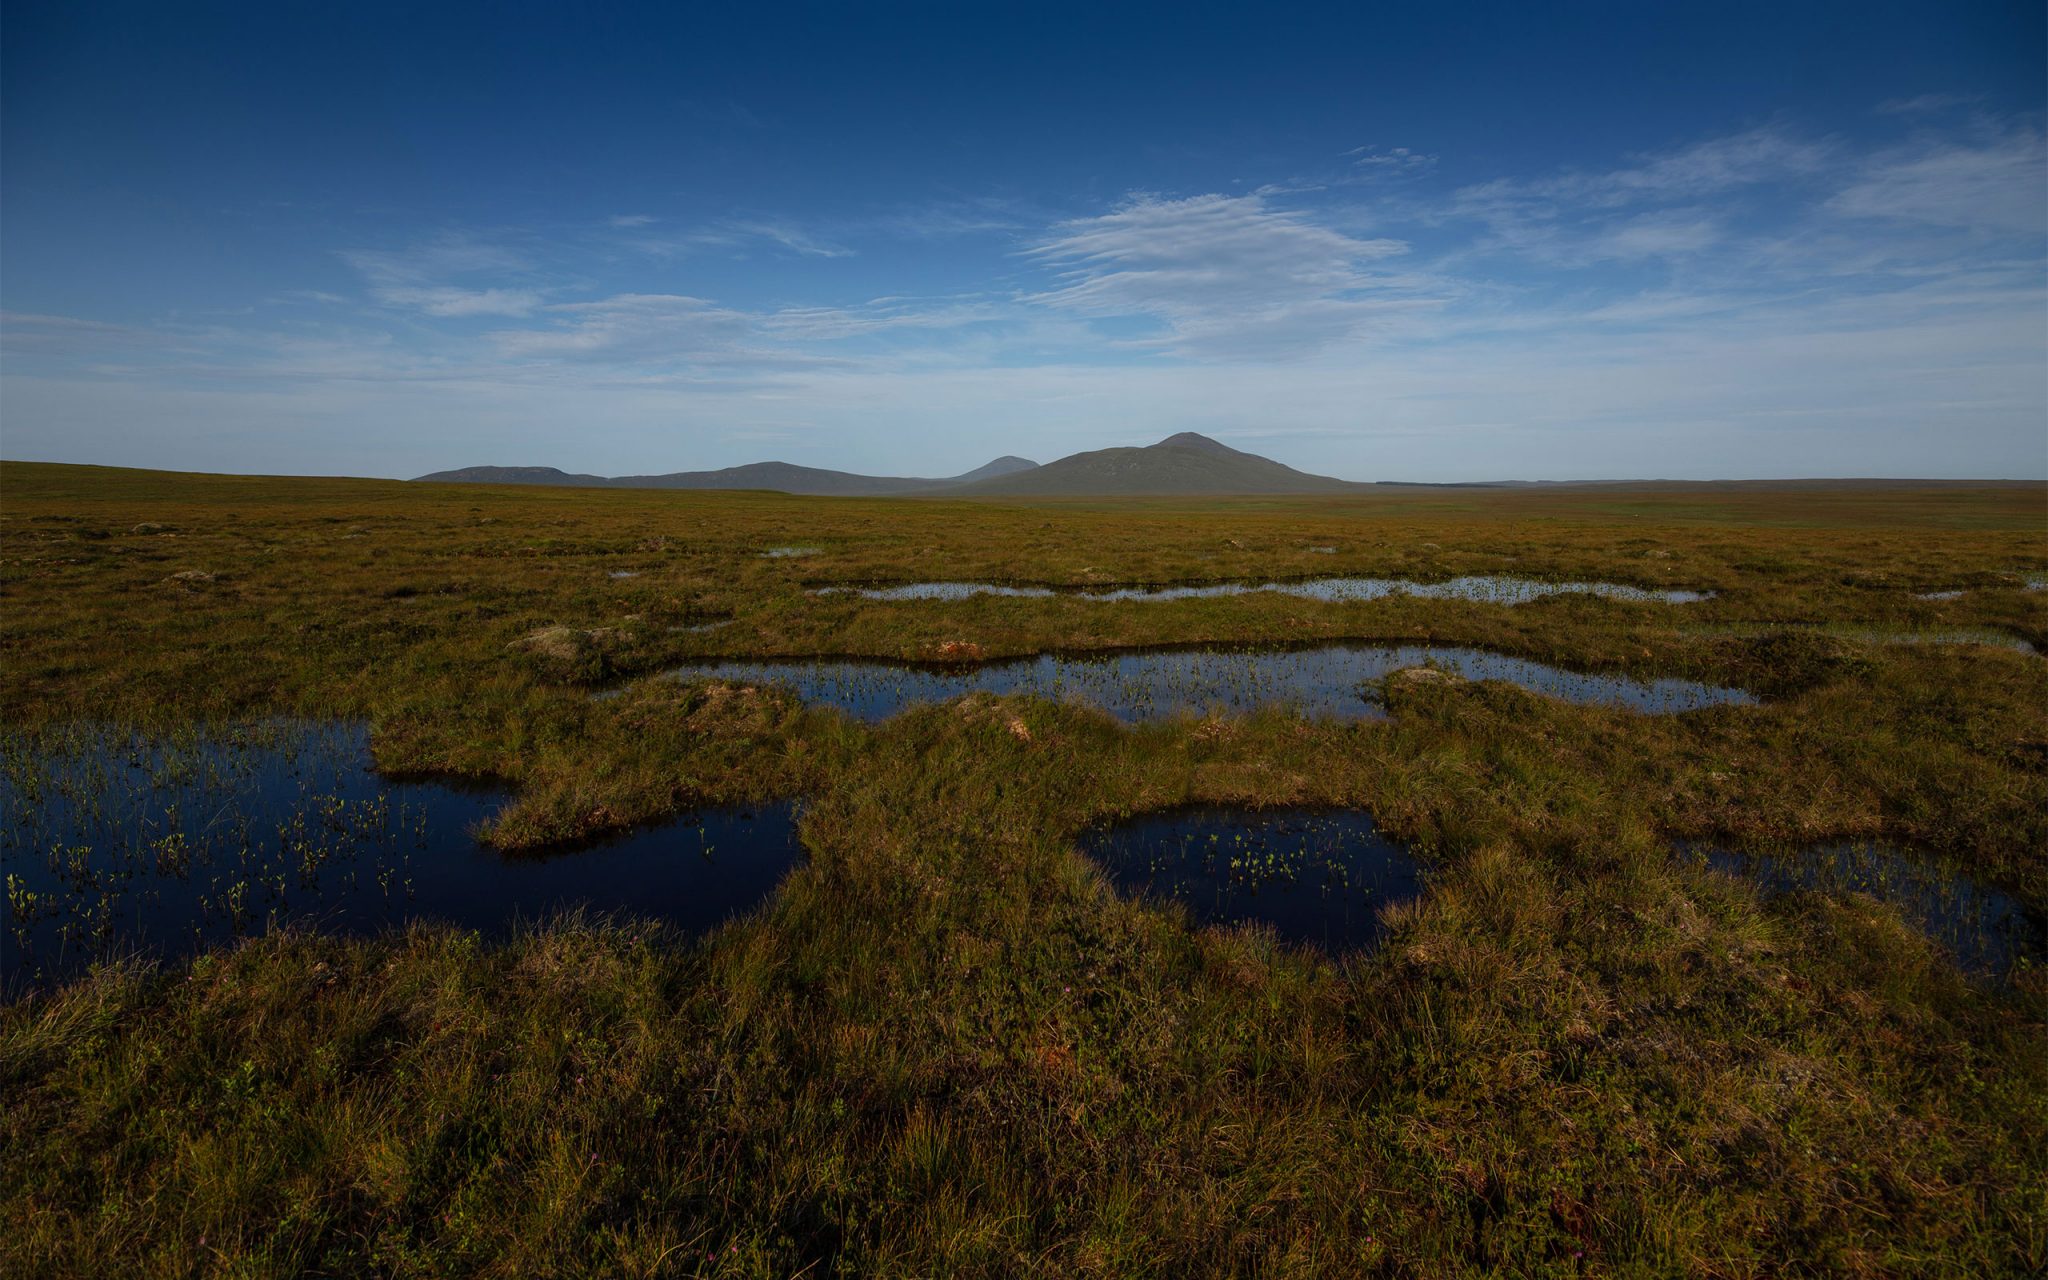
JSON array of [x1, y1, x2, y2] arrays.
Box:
[[1150, 431, 1237, 456], [953, 435, 1359, 495], [954, 455, 1041, 482]]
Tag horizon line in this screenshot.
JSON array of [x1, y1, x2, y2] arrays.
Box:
[[5, 457, 2044, 490]]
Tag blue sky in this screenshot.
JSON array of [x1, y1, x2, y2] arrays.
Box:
[[3, 1, 2043, 481]]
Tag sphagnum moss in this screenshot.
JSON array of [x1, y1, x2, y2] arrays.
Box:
[[2, 460, 2045, 1277]]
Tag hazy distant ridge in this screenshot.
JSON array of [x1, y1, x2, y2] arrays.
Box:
[[414, 434, 1361, 495], [946, 433, 1362, 495], [414, 455, 1040, 496], [413, 465, 615, 487]]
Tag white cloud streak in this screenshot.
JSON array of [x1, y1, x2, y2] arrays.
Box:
[[1026, 192, 1422, 357], [1827, 125, 2047, 234], [340, 236, 546, 316]]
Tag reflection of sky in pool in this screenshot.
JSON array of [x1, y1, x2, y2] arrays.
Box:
[[3, 723, 802, 986], [819, 574, 1711, 605], [1697, 841, 2044, 979], [659, 644, 1754, 723]]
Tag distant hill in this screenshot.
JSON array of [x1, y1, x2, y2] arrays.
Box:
[[410, 465, 613, 486], [942, 433, 1362, 496], [413, 435, 1359, 497], [414, 455, 1040, 496], [950, 455, 1042, 483]]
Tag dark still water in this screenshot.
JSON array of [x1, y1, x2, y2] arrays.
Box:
[[1079, 807, 1424, 953], [1, 722, 802, 986], [660, 644, 1753, 724], [1699, 842, 2044, 980]]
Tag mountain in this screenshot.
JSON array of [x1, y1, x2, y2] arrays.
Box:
[[414, 455, 1040, 495], [950, 455, 1040, 483], [941, 432, 1361, 496], [412, 435, 1355, 497], [410, 465, 612, 486], [1152, 430, 1249, 457], [613, 461, 949, 496]]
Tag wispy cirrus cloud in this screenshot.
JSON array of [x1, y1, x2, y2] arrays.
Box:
[[626, 218, 856, 259], [717, 220, 855, 258], [481, 291, 1001, 368], [1346, 144, 1436, 175], [757, 296, 1001, 339], [1877, 93, 1982, 116], [2, 311, 159, 344], [371, 286, 545, 318], [1455, 125, 1836, 216], [1435, 118, 2046, 280], [860, 196, 1041, 240], [1428, 125, 1834, 271], [340, 235, 545, 316], [1026, 192, 1426, 357], [486, 294, 760, 363], [1827, 123, 2046, 233]]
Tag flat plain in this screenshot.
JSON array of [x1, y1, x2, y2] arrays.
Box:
[[3, 460, 2046, 1277]]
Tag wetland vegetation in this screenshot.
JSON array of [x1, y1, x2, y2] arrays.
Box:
[[1, 720, 803, 984], [1693, 840, 2044, 981], [2, 462, 2045, 1276], [1079, 806, 1425, 952], [652, 643, 1753, 723]]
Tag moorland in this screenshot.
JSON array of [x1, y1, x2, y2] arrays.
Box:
[[2, 459, 2045, 1277]]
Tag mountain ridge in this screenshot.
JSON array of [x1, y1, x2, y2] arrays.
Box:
[[414, 455, 1040, 496], [940, 433, 1360, 496], [413, 433, 1360, 496]]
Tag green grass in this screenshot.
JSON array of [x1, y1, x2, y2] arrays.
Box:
[[3, 460, 2046, 1277]]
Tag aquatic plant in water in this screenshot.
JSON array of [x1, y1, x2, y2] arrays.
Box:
[[0, 722, 804, 985], [1698, 841, 2044, 979], [1079, 807, 1425, 952]]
